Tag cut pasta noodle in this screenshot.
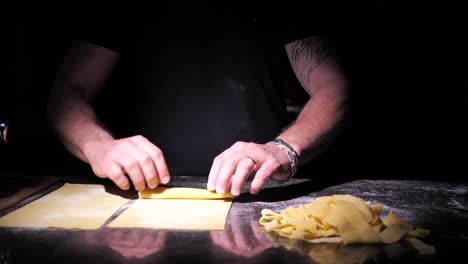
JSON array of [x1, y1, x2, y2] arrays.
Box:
[[259, 194, 430, 245]]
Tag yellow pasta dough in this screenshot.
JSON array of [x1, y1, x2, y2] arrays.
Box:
[[139, 187, 235, 199], [108, 187, 235, 230], [108, 198, 233, 230], [259, 194, 430, 245], [0, 183, 130, 230]]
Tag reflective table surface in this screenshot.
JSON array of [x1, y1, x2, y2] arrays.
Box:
[[0, 175, 466, 263]]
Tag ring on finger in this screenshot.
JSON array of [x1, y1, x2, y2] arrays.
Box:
[[246, 156, 256, 166]]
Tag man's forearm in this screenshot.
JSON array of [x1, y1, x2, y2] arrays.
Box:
[[282, 36, 348, 165], [47, 41, 121, 163], [276, 76, 347, 165], [49, 94, 113, 163]]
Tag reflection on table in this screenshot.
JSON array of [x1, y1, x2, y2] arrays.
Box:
[[263, 230, 436, 264], [85, 228, 168, 259]]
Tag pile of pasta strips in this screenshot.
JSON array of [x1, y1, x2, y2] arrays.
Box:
[[259, 195, 430, 245]]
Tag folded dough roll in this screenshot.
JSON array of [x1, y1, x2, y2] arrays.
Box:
[[139, 187, 235, 199]]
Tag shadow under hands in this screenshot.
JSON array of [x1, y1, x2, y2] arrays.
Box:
[[104, 185, 139, 200], [235, 177, 350, 203]]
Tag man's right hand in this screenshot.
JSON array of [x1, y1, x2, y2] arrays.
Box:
[[47, 41, 172, 191], [82, 135, 170, 191]]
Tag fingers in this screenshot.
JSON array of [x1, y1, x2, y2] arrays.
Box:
[[210, 154, 249, 195], [117, 140, 156, 190], [85, 135, 169, 191], [207, 142, 246, 191], [105, 162, 131, 190], [249, 159, 279, 194], [215, 159, 236, 194], [208, 141, 292, 196], [230, 158, 255, 196], [208, 141, 272, 196], [130, 135, 171, 185], [207, 156, 222, 191]]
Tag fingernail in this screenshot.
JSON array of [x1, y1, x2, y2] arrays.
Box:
[[149, 183, 158, 189], [207, 182, 215, 191], [232, 190, 240, 196], [161, 176, 170, 184], [250, 188, 258, 194], [216, 188, 225, 195]]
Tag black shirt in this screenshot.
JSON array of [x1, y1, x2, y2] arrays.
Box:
[[80, 4, 332, 176]]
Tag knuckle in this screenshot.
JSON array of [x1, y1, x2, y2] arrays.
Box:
[[93, 169, 105, 178], [239, 160, 252, 170], [223, 158, 235, 168], [154, 149, 163, 160], [153, 145, 162, 152], [89, 163, 103, 174], [232, 178, 245, 189], [138, 154, 152, 165], [213, 156, 223, 164], [232, 141, 246, 149], [217, 172, 230, 182], [266, 158, 280, 168], [115, 177, 128, 187], [107, 166, 122, 179], [133, 135, 146, 141], [265, 153, 275, 160], [105, 151, 117, 161], [263, 166, 277, 177], [119, 140, 131, 149], [257, 169, 272, 180], [246, 142, 257, 149], [122, 159, 137, 171]]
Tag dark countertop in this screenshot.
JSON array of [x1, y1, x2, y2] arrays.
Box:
[[0, 175, 466, 264]]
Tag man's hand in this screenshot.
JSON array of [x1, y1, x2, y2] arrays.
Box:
[[207, 141, 291, 196], [82, 135, 170, 191]]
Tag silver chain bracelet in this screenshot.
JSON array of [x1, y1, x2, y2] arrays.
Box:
[[266, 138, 299, 179]]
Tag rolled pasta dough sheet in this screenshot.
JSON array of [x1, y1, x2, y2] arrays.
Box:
[[107, 198, 233, 230], [139, 187, 235, 199], [0, 183, 130, 230]]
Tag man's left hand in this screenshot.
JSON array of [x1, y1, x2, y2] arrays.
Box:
[[207, 141, 291, 196]]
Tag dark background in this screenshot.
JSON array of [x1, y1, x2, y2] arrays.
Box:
[[1, 3, 467, 182]]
